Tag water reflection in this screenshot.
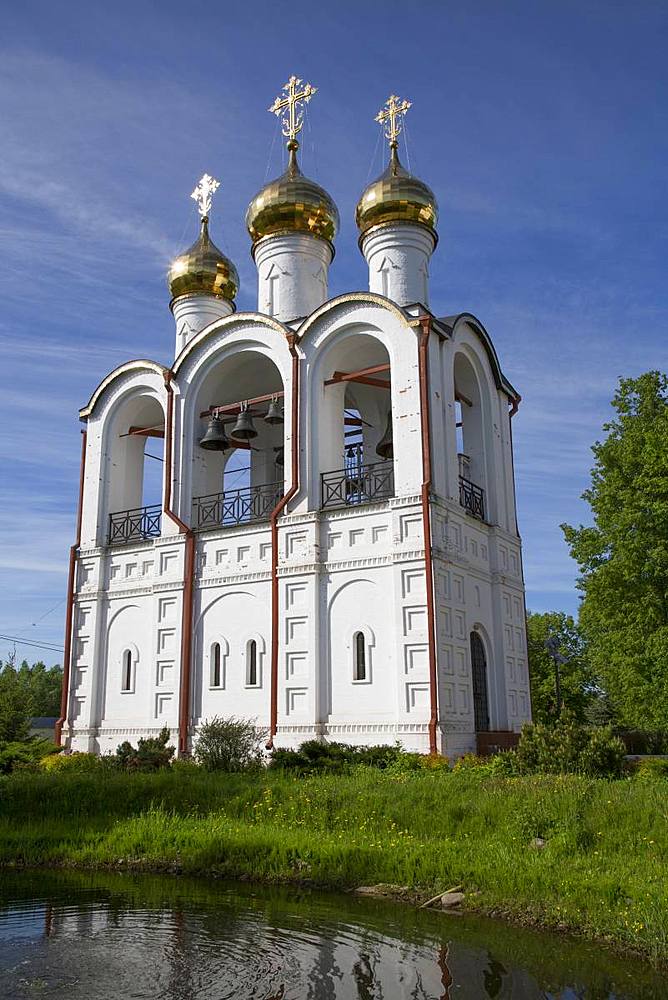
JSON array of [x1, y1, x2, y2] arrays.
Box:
[[0, 870, 663, 1000]]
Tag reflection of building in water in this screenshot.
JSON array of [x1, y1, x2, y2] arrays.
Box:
[[44, 897, 550, 998], [59, 79, 530, 760]]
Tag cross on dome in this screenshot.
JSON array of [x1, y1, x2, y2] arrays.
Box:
[[268, 75, 317, 147], [191, 173, 220, 220], [375, 94, 412, 150]]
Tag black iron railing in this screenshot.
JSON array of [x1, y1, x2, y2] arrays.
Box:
[[459, 476, 485, 521], [321, 444, 394, 510], [108, 503, 162, 545], [193, 481, 283, 531]]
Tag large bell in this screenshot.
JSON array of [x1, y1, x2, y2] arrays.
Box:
[[199, 413, 229, 451], [275, 446, 284, 467], [264, 396, 284, 425], [230, 402, 257, 440], [375, 411, 393, 460]]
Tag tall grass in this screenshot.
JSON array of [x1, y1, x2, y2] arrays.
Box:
[[1, 768, 666, 963]]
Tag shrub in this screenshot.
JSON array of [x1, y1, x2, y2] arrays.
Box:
[[516, 714, 625, 778], [0, 739, 58, 774], [194, 717, 266, 772], [270, 741, 452, 775], [270, 741, 411, 774], [115, 727, 175, 772], [615, 730, 668, 755], [40, 751, 99, 773], [635, 758, 668, 781]]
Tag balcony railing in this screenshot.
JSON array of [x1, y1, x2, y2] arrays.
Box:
[[459, 476, 485, 521], [108, 503, 162, 546], [321, 444, 394, 510], [193, 481, 283, 531]]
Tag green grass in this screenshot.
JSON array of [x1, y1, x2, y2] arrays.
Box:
[[1, 768, 667, 964]]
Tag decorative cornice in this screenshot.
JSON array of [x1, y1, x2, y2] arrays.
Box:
[[297, 291, 414, 342], [79, 360, 168, 419], [196, 569, 272, 588], [172, 311, 291, 375]]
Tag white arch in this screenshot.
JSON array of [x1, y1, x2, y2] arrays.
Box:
[[298, 301, 424, 509], [172, 321, 293, 524]]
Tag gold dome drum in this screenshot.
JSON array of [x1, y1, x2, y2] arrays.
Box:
[[246, 145, 339, 248], [356, 147, 437, 241], [168, 218, 239, 302]]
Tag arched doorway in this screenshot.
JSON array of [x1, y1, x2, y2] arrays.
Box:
[[470, 632, 490, 732]]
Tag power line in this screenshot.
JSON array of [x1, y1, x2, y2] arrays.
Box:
[[0, 634, 64, 654]]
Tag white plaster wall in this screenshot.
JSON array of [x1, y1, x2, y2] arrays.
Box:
[[361, 224, 435, 307], [171, 294, 234, 357], [69, 295, 528, 758], [194, 588, 270, 727], [254, 233, 332, 322]]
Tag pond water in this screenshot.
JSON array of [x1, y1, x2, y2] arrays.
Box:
[[0, 870, 664, 999]]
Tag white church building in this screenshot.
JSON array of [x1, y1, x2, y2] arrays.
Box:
[[57, 82, 531, 758]]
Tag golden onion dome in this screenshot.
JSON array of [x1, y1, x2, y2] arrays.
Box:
[[246, 142, 339, 249], [167, 217, 239, 303], [356, 145, 438, 242]]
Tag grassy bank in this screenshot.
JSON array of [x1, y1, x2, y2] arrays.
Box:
[[1, 768, 666, 964]]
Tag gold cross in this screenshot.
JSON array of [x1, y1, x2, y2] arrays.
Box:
[[375, 94, 412, 149], [191, 173, 220, 219], [269, 75, 317, 145]]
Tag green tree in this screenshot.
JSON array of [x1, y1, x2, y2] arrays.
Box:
[[562, 371, 668, 729], [0, 662, 32, 742], [526, 611, 592, 722], [16, 661, 63, 717]]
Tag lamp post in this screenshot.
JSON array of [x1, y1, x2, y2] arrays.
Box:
[[544, 635, 567, 716]]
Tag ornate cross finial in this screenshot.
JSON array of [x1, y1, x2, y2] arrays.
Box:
[[375, 94, 412, 150], [268, 75, 317, 147], [191, 173, 220, 220]]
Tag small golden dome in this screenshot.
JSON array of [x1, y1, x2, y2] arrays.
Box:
[[168, 217, 239, 303], [356, 146, 437, 241], [246, 143, 339, 249]]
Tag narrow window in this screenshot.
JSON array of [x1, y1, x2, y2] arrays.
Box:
[[211, 642, 221, 688], [353, 631, 366, 681], [121, 649, 133, 692], [247, 639, 258, 687]]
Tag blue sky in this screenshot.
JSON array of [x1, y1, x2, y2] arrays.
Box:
[[1, 0, 667, 666]]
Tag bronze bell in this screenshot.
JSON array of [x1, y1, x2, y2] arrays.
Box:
[[375, 411, 393, 460], [265, 396, 284, 425], [199, 413, 229, 451], [275, 446, 284, 467], [230, 402, 257, 440]]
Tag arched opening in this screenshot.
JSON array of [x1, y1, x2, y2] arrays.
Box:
[[454, 353, 486, 521], [246, 639, 258, 687], [191, 351, 285, 530], [318, 333, 394, 509], [353, 631, 366, 681], [106, 393, 165, 545], [470, 631, 490, 732], [121, 649, 134, 693], [210, 642, 222, 689]]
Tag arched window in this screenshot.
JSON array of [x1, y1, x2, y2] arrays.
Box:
[[353, 631, 366, 682], [470, 632, 490, 732], [246, 639, 258, 687], [211, 642, 222, 689], [121, 649, 133, 693]]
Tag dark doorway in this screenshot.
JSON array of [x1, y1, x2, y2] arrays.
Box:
[[470, 632, 490, 732]]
